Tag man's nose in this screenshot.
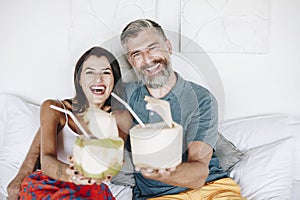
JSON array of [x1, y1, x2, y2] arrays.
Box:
[[141, 51, 154, 65]]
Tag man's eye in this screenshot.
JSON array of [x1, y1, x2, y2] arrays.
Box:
[[149, 46, 158, 51], [132, 53, 140, 59]]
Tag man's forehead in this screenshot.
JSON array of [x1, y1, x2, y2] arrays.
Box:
[[126, 29, 163, 52]]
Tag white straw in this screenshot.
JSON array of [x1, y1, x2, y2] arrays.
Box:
[[49, 105, 91, 139], [111, 92, 145, 128]]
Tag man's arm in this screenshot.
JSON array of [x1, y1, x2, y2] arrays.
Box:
[[139, 141, 212, 189], [7, 128, 41, 200]]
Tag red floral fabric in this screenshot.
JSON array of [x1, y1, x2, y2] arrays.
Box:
[[20, 171, 115, 200]]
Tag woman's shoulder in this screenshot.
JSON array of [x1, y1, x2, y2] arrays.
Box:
[[40, 99, 74, 117], [40, 99, 71, 126], [41, 99, 72, 108], [41, 99, 58, 109], [41, 99, 62, 109]]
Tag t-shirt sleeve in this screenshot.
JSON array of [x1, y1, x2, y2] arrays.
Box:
[[186, 88, 219, 149]]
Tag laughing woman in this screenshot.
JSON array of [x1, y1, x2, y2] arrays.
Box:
[[19, 46, 123, 200]]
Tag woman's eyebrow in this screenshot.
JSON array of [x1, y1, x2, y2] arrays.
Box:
[[83, 67, 95, 71], [83, 67, 112, 71], [101, 67, 112, 71]]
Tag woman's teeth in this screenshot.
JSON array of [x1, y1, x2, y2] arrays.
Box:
[[91, 85, 106, 94]]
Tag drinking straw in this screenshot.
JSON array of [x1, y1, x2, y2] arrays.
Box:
[[111, 92, 145, 128], [50, 105, 92, 139]]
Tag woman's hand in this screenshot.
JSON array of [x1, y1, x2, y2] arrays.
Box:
[[66, 156, 111, 185]]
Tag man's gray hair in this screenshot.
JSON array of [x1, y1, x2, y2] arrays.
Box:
[[120, 19, 167, 48]]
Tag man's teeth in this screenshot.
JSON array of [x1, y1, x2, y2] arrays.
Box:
[[146, 64, 160, 72]]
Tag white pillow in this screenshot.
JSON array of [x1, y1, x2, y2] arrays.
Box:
[[230, 137, 295, 200], [219, 114, 300, 151], [0, 94, 40, 196], [220, 114, 300, 198]]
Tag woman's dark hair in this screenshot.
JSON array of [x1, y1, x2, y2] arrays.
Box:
[[72, 46, 122, 113]]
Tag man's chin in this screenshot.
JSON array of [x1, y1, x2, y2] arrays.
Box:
[[144, 79, 166, 89], [146, 84, 164, 89]]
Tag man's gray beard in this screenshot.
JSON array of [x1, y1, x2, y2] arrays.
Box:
[[138, 64, 172, 89]]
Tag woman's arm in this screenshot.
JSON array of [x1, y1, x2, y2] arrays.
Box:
[[113, 110, 132, 142], [40, 100, 70, 182]]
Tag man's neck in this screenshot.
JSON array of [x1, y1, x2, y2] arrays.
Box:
[[147, 72, 177, 98]]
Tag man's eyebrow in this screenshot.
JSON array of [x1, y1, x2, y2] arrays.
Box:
[[148, 42, 159, 47], [129, 42, 159, 56]]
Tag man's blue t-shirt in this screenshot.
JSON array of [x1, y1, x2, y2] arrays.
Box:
[[123, 73, 228, 200]]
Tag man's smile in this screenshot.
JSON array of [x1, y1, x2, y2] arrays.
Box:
[[143, 63, 161, 76]]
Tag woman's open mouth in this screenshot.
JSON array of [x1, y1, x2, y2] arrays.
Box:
[[90, 85, 106, 95]]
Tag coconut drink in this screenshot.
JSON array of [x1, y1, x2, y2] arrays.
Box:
[[73, 136, 124, 179], [73, 109, 124, 179], [130, 96, 183, 169]]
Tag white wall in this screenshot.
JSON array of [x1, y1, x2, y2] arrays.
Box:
[[0, 0, 299, 120], [209, 0, 300, 119], [0, 0, 73, 103]]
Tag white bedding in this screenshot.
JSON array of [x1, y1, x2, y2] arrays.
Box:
[[0, 93, 300, 199], [220, 114, 300, 199], [0, 94, 39, 197]]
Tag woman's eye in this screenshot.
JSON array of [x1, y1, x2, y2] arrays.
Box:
[[85, 71, 94, 75], [103, 71, 111, 75]]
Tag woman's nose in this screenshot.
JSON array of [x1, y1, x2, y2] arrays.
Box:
[[94, 73, 104, 82]]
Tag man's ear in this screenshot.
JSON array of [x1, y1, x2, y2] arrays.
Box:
[[165, 39, 172, 54]]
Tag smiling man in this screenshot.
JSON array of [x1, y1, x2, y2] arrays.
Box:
[[119, 19, 245, 200]]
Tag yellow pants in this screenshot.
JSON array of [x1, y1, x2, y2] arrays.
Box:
[[148, 178, 246, 200]]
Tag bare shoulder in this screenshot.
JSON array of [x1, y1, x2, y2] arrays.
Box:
[[40, 99, 67, 124], [41, 99, 62, 109]]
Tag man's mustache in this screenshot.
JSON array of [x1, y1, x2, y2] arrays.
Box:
[[141, 58, 169, 71]]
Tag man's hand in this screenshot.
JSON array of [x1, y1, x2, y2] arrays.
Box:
[[133, 142, 213, 189], [136, 166, 176, 180]]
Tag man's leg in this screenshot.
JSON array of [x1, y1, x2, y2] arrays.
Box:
[[148, 178, 245, 200]]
